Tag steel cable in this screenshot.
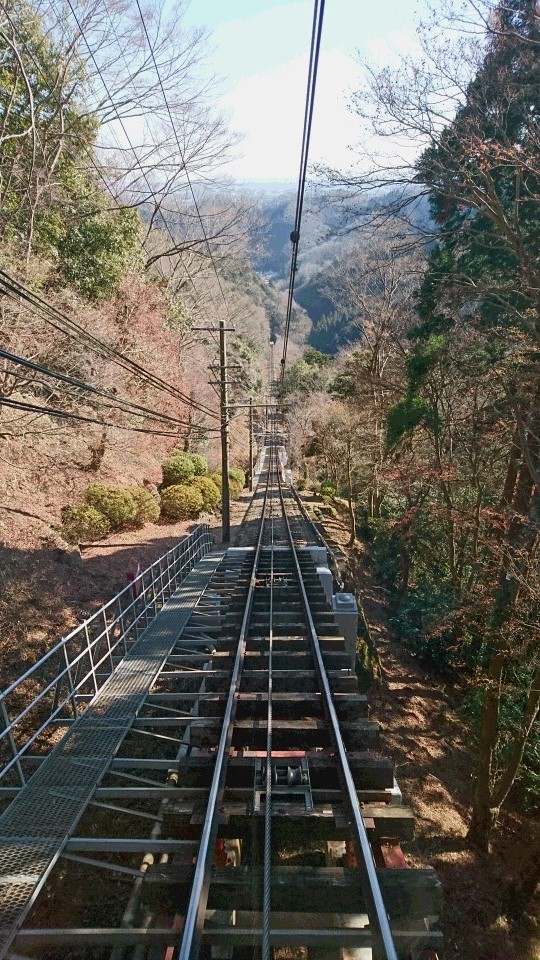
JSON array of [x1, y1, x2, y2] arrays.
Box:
[[279, 0, 326, 388]]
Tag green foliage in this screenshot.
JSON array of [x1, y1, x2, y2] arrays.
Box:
[[229, 478, 244, 500], [389, 584, 458, 671], [356, 639, 376, 693], [60, 504, 111, 544], [186, 453, 208, 476], [84, 484, 137, 530], [281, 348, 331, 396], [459, 683, 540, 814], [58, 205, 142, 300], [189, 476, 221, 511], [296, 477, 306, 491], [303, 346, 331, 367], [229, 466, 245, 488], [386, 395, 436, 447], [160, 484, 203, 521], [128, 487, 160, 526], [319, 480, 337, 497], [208, 470, 242, 499], [161, 452, 196, 488], [0, 2, 97, 252], [366, 519, 404, 591], [405, 334, 446, 389]]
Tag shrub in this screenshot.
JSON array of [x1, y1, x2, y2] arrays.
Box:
[[319, 480, 337, 498], [229, 478, 243, 500], [189, 476, 221, 511], [60, 504, 111, 544], [84, 484, 137, 530], [296, 477, 306, 491], [229, 466, 245, 488], [129, 486, 160, 526], [160, 484, 204, 521], [208, 470, 242, 500], [186, 453, 208, 476], [161, 452, 195, 488]]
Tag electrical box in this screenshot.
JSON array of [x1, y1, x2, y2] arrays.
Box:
[[332, 592, 358, 668], [316, 565, 333, 604], [298, 545, 328, 567]]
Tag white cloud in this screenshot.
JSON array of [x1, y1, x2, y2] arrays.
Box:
[[365, 28, 422, 68], [221, 49, 362, 180]]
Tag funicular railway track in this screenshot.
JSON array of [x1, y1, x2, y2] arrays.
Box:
[[0, 433, 442, 960]]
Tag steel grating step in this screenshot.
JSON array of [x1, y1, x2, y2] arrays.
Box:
[[0, 550, 226, 958]]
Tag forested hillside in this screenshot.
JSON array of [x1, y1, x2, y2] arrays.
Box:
[[281, 0, 540, 928], [1, 0, 539, 949], [0, 0, 292, 680], [252, 185, 432, 354], [0, 0, 278, 533]]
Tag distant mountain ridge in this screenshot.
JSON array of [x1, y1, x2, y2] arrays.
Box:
[[249, 186, 432, 354]]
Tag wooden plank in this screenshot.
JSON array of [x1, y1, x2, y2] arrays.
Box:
[[162, 801, 415, 841], [143, 865, 441, 919]]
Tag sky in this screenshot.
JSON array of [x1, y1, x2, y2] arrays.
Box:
[[183, 0, 425, 183]]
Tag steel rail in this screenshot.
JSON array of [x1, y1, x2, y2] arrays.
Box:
[[289, 481, 344, 587], [177, 446, 274, 960], [262, 441, 277, 960], [276, 463, 399, 960]]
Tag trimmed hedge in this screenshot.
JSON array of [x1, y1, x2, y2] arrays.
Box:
[[60, 504, 111, 544], [229, 466, 245, 488], [161, 452, 195, 488], [189, 476, 221, 511], [210, 470, 243, 500], [129, 486, 160, 526], [187, 453, 208, 476], [84, 484, 137, 530], [319, 480, 337, 497], [160, 484, 204, 521]]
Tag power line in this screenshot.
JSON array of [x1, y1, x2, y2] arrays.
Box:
[[0, 269, 219, 420], [0, 348, 203, 431], [66, 0, 221, 350], [63, 0, 185, 255], [0, 396, 211, 438], [279, 0, 325, 388]]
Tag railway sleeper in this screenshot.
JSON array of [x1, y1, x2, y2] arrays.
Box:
[[172, 752, 395, 791], [141, 864, 441, 922], [162, 798, 415, 841]]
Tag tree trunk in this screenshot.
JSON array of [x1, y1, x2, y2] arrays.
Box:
[[467, 648, 506, 851], [346, 442, 356, 548], [468, 450, 539, 851]]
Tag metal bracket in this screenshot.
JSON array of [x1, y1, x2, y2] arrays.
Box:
[[253, 757, 313, 813]]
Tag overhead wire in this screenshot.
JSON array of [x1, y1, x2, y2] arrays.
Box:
[[3, 3, 230, 443], [279, 0, 325, 389], [63, 0, 185, 253], [62, 0, 220, 352], [89, 0, 223, 349], [0, 269, 218, 420], [0, 397, 215, 437], [0, 348, 203, 431]]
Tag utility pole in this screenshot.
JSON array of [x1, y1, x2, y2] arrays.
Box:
[[249, 396, 254, 493], [219, 319, 231, 542], [192, 321, 235, 544]]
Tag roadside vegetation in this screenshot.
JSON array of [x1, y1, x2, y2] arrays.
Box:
[[282, 0, 540, 914]]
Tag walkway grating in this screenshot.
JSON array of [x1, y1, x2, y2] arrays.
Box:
[[0, 550, 225, 956]]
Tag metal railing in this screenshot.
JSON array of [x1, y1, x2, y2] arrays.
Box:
[[0, 524, 214, 787]]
